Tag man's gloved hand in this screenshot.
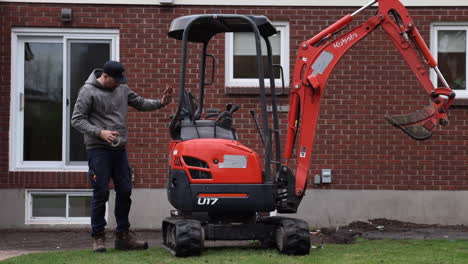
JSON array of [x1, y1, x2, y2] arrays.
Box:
[[161, 86, 173, 106]]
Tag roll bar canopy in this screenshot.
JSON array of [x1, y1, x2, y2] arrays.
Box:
[[168, 14, 277, 43]]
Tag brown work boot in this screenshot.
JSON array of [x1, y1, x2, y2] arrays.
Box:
[[93, 232, 106, 252], [114, 230, 148, 250]]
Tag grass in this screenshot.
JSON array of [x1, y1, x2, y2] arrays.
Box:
[[3, 239, 468, 264]]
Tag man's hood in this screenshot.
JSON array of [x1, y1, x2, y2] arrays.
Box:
[[84, 69, 106, 90]]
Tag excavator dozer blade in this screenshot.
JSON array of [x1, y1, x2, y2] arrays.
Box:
[[384, 105, 437, 141]]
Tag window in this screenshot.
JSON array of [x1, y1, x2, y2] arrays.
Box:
[[432, 24, 467, 98], [10, 28, 119, 171], [225, 22, 289, 88], [26, 190, 98, 224]]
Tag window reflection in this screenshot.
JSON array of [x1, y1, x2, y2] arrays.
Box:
[[69, 196, 92, 217], [233, 32, 281, 79], [437, 30, 466, 90], [23, 43, 63, 161], [32, 194, 66, 217]]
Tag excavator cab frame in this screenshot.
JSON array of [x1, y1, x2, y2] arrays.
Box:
[[167, 14, 283, 180]]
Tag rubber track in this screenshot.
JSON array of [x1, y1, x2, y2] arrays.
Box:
[[164, 219, 203, 257], [278, 218, 310, 255]]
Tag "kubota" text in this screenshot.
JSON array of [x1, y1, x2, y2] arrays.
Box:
[[333, 33, 358, 48]]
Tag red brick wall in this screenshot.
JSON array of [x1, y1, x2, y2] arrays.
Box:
[[0, 3, 467, 190]]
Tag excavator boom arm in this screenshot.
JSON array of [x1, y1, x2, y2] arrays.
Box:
[[284, 0, 455, 197]]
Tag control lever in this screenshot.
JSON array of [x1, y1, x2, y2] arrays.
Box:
[[215, 104, 238, 130], [229, 104, 239, 114]]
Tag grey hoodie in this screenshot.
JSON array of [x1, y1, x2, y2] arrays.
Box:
[[71, 69, 163, 149]]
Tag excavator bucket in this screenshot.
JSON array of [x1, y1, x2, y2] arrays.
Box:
[[384, 105, 438, 140], [385, 88, 455, 141]]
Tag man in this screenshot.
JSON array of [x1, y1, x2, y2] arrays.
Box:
[[71, 60, 172, 252]]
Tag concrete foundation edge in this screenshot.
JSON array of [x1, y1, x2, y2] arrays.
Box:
[[0, 188, 466, 229]]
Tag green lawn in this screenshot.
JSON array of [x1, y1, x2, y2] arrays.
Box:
[[3, 239, 468, 264]]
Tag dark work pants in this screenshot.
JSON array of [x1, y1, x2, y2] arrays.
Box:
[[87, 148, 132, 237]]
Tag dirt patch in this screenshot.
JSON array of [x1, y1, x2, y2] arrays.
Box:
[[310, 218, 468, 246], [0, 229, 161, 251], [0, 229, 162, 261]]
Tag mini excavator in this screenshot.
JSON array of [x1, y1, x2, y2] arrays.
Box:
[[162, 0, 455, 256]]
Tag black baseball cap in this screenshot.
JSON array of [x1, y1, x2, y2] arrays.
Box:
[[103, 60, 128, 84]]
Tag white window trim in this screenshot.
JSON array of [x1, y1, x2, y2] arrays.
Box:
[[25, 189, 101, 225], [225, 21, 289, 88], [10, 28, 119, 172], [430, 22, 468, 99]]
